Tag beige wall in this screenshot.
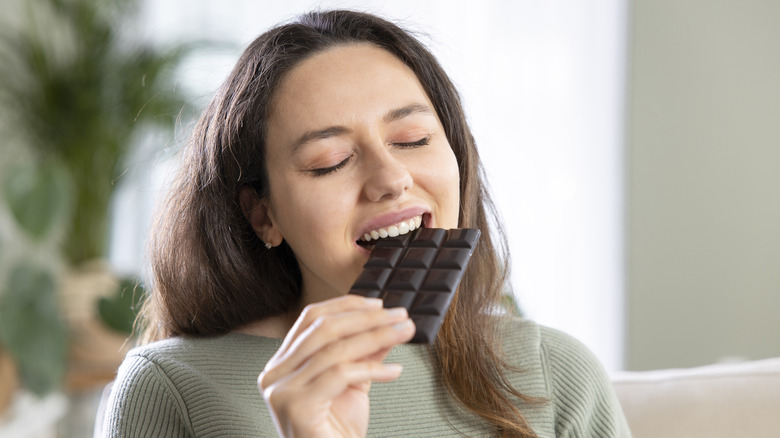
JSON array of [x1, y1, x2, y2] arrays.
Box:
[[627, 0, 780, 370]]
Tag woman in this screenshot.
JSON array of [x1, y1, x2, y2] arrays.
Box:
[[102, 9, 631, 438]]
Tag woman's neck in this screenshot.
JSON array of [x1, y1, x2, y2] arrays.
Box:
[[232, 289, 346, 338]]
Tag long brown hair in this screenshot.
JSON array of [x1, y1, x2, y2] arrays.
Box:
[[139, 10, 539, 437]]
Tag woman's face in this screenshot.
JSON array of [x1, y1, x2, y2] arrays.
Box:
[[262, 44, 460, 304]]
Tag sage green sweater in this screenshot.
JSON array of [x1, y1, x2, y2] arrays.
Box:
[[102, 318, 631, 437]]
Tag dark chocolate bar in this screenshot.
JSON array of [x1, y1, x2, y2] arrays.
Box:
[[349, 227, 481, 343]]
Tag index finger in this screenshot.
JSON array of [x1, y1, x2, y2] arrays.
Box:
[[275, 295, 383, 357]]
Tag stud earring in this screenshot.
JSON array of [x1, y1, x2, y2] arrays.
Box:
[[265, 242, 273, 250]]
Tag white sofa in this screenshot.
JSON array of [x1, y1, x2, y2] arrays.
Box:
[[611, 357, 780, 438]]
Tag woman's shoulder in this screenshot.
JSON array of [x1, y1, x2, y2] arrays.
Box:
[[104, 333, 281, 437], [498, 316, 603, 374], [108, 333, 282, 402], [498, 317, 632, 437], [129, 331, 282, 358], [496, 317, 609, 396]]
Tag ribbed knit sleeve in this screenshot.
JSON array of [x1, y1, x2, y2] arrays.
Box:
[[539, 326, 632, 437], [103, 353, 194, 437], [100, 335, 278, 437]]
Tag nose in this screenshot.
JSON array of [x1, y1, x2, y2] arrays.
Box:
[[363, 147, 413, 202]]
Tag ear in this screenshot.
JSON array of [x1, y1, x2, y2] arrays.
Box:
[[239, 186, 283, 247]]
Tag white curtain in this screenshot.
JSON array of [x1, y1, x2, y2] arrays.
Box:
[[111, 0, 628, 371]]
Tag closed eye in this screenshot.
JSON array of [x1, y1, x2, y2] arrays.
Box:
[[309, 154, 352, 177], [391, 136, 430, 148]]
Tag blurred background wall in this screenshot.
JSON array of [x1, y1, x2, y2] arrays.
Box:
[[626, 0, 780, 370]]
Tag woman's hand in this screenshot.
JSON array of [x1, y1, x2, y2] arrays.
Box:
[[258, 295, 415, 438]]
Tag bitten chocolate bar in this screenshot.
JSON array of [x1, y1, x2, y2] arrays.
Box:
[[349, 227, 481, 343]]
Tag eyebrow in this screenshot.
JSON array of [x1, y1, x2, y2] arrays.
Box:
[[292, 126, 350, 153], [383, 103, 434, 123], [291, 103, 435, 153]]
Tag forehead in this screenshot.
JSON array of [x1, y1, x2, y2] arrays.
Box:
[[267, 44, 433, 137]]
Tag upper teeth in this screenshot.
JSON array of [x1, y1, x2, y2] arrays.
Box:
[[361, 215, 423, 242]]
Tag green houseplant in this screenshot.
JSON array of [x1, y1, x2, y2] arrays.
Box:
[[0, 161, 71, 397], [0, 0, 194, 397], [0, 0, 192, 265]]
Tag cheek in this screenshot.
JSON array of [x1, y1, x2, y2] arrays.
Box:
[[412, 145, 461, 226], [440, 151, 461, 224], [268, 171, 354, 240]]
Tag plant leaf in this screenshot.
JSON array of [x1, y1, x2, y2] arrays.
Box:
[[0, 263, 68, 396], [1, 162, 73, 240], [97, 277, 144, 334]]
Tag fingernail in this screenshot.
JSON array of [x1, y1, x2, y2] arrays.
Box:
[[383, 363, 403, 374], [386, 307, 408, 318], [363, 297, 383, 307], [392, 319, 413, 331]]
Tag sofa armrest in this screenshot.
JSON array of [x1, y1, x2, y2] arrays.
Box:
[[611, 357, 780, 438]]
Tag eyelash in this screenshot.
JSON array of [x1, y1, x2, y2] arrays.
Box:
[[308, 136, 431, 177], [392, 135, 430, 148], [310, 154, 352, 177]]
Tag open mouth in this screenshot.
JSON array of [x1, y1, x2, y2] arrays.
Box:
[[356, 214, 426, 251]]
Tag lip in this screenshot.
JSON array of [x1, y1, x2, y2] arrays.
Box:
[[354, 206, 430, 246]]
